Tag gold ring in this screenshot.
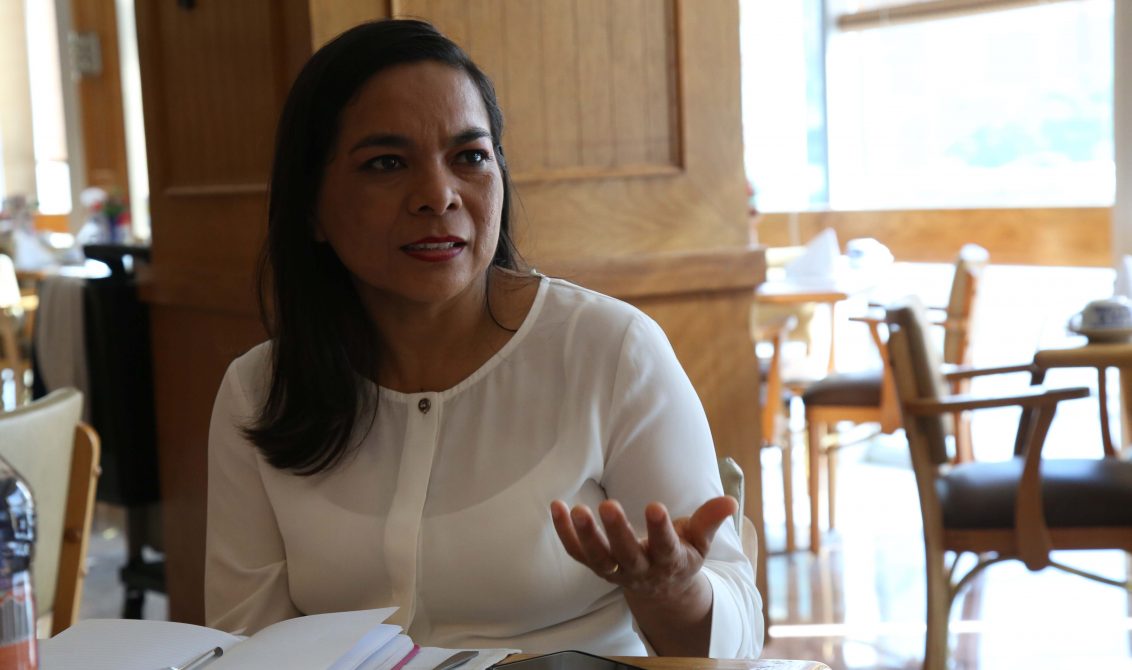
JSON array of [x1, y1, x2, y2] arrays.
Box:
[[606, 563, 621, 576]]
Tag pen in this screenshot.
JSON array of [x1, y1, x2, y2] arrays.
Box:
[[166, 645, 224, 670]]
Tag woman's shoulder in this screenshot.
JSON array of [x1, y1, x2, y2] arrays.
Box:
[[222, 340, 274, 402], [523, 277, 670, 364], [539, 276, 652, 332]]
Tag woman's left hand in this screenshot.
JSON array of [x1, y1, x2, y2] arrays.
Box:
[[549, 496, 737, 601]]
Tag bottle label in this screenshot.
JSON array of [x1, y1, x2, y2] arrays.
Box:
[[0, 571, 37, 669]]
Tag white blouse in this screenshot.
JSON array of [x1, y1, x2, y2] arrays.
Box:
[[206, 277, 763, 658]]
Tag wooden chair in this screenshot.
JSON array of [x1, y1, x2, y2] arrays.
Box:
[[800, 245, 988, 553], [718, 456, 760, 569], [0, 388, 101, 636], [885, 296, 1132, 670], [751, 313, 799, 552]]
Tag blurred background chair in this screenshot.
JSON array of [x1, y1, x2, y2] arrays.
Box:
[[32, 244, 164, 618], [751, 312, 798, 551], [800, 244, 989, 553], [885, 296, 1132, 670], [758, 245, 821, 359], [0, 387, 100, 636], [718, 456, 760, 584]]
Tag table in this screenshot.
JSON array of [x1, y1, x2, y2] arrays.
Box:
[[500, 656, 830, 670], [754, 273, 875, 374], [1032, 339, 1132, 457]]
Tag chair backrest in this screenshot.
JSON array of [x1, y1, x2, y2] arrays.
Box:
[[717, 456, 759, 568], [885, 297, 951, 468], [0, 388, 100, 635], [718, 456, 745, 532], [942, 244, 988, 365]]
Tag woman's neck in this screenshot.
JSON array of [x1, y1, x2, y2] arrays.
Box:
[[364, 269, 538, 393]]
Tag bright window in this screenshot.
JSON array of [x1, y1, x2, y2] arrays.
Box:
[[24, 0, 72, 215], [741, 0, 1115, 212]]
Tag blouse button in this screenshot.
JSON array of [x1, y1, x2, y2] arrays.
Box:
[[418, 398, 431, 414]]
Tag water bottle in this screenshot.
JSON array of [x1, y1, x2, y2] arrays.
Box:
[[0, 456, 36, 669]]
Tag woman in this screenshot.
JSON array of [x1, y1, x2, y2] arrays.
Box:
[[206, 19, 763, 658]]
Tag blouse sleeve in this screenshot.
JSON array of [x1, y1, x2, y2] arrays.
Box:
[[601, 313, 765, 659], [205, 358, 301, 634]]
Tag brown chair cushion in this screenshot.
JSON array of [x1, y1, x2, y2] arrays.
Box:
[[939, 457, 1132, 529], [802, 370, 882, 407]]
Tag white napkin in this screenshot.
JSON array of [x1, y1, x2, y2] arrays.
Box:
[[12, 228, 55, 270], [1114, 254, 1132, 299], [784, 228, 840, 282]]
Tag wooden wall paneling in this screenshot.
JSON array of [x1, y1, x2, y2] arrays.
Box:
[[541, 0, 582, 170], [463, 1, 507, 107], [135, 0, 313, 623], [308, 0, 390, 47], [153, 6, 281, 189], [398, 0, 681, 184], [511, 0, 746, 265], [609, 0, 649, 167], [71, 0, 129, 194], [643, 3, 678, 165], [758, 207, 1112, 267], [423, 0, 471, 57], [576, 0, 615, 169], [501, 3, 545, 175], [148, 308, 265, 625]]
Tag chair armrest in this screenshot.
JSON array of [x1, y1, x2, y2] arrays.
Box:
[[940, 362, 1039, 381], [904, 386, 1090, 414], [848, 312, 884, 327], [868, 301, 947, 313]]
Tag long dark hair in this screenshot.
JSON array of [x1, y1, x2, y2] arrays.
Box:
[[245, 19, 520, 475]]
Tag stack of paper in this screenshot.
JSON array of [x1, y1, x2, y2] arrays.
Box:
[[39, 607, 517, 670]]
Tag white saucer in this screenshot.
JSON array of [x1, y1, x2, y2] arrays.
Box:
[[1069, 325, 1132, 343]]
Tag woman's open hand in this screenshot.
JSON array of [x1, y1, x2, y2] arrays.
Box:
[[549, 496, 737, 601]]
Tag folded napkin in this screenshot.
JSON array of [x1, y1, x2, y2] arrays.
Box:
[[1114, 254, 1132, 299], [784, 228, 840, 282]]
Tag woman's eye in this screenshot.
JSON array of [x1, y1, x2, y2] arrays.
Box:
[[456, 149, 491, 166], [365, 155, 405, 171]]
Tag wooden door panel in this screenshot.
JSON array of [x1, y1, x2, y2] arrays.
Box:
[[392, 0, 744, 267], [396, 0, 681, 181]]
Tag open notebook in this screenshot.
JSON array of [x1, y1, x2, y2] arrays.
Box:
[[39, 607, 517, 670]]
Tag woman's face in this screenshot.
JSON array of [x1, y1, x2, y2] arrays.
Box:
[[316, 61, 504, 312]]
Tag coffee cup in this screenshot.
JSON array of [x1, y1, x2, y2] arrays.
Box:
[[1076, 296, 1132, 331]]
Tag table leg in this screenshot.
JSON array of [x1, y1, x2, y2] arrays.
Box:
[[827, 303, 837, 373], [1120, 367, 1132, 456], [1098, 367, 1117, 458]]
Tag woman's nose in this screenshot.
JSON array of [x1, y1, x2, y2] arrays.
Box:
[[409, 163, 461, 214]]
